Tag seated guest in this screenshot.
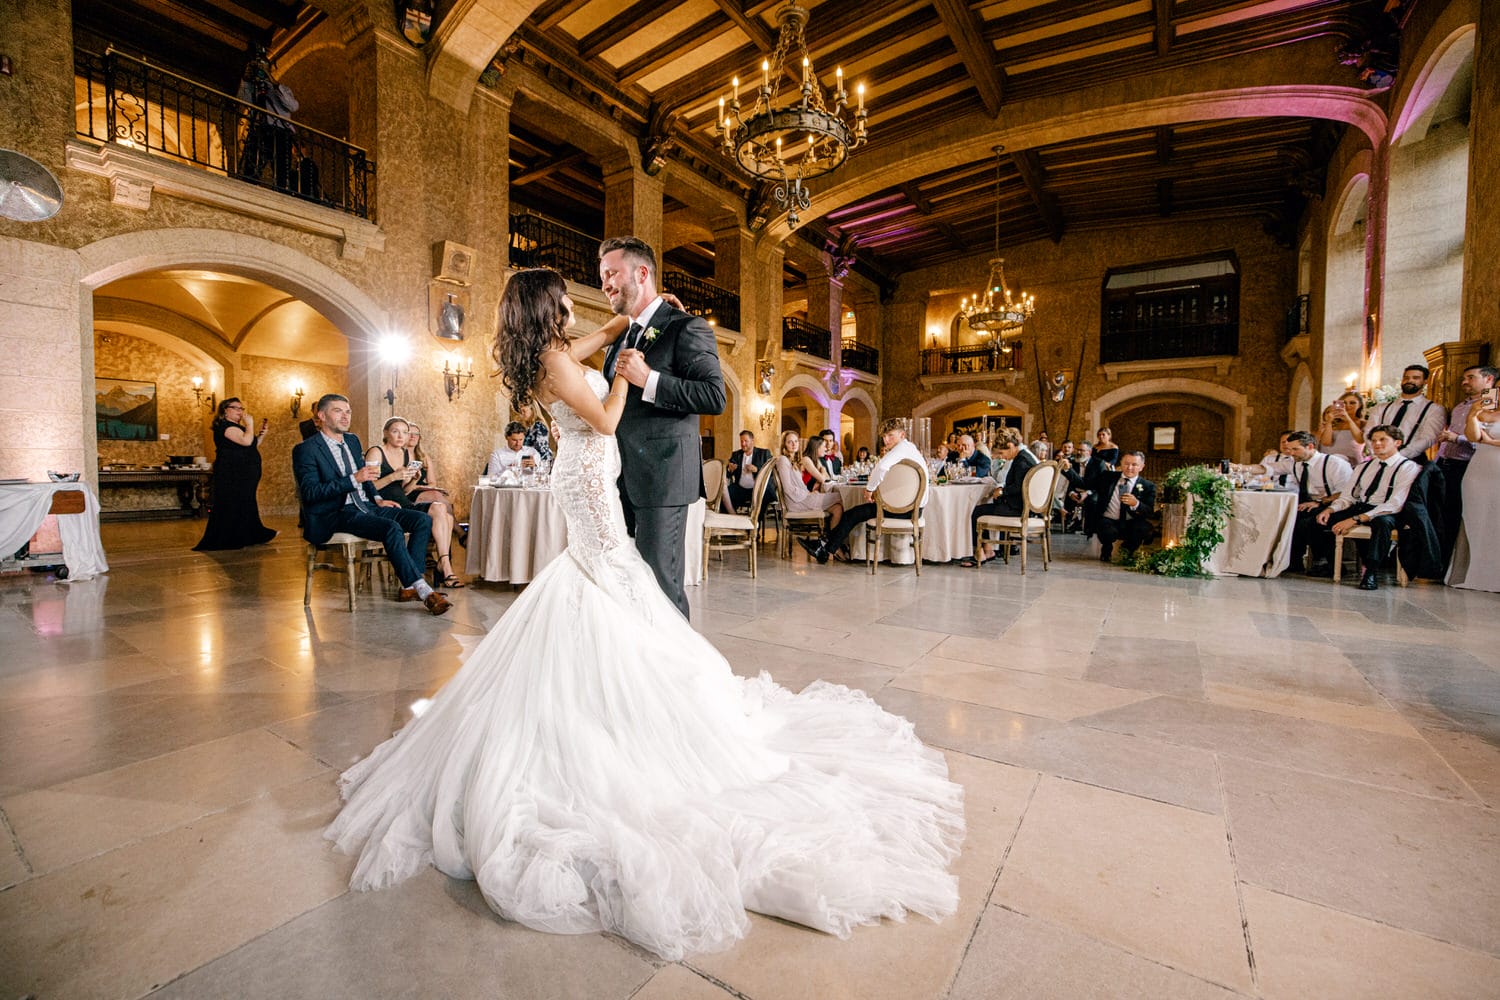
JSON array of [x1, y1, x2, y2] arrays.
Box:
[[854, 446, 872, 464], [514, 400, 553, 465], [1315, 424, 1422, 590], [962, 427, 1036, 567], [956, 434, 991, 478], [935, 432, 960, 464], [292, 394, 449, 615], [775, 430, 844, 532], [1055, 441, 1076, 467], [487, 421, 540, 477], [1086, 450, 1156, 563], [726, 429, 772, 512], [1235, 431, 1297, 481], [817, 429, 844, 476], [368, 417, 464, 590], [801, 435, 836, 490], [799, 418, 929, 565], [405, 420, 466, 548], [1279, 430, 1354, 575]]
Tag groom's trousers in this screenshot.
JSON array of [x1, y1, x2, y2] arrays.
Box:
[[622, 496, 690, 620]]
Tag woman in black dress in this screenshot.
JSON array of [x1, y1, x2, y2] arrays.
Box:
[[367, 416, 464, 589], [194, 397, 277, 550]]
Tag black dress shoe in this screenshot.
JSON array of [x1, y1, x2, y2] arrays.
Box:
[[797, 537, 830, 564], [1358, 570, 1379, 591]]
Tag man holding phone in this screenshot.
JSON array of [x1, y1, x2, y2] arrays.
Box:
[[1436, 365, 1499, 565]]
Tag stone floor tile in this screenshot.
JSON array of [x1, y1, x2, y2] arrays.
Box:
[[1203, 683, 1421, 738], [1243, 885, 1500, 1000], [1084, 695, 1475, 800], [0, 775, 351, 1000], [890, 654, 1151, 721], [631, 963, 737, 1000], [1085, 637, 1205, 698], [2, 728, 328, 874], [0, 825, 28, 890], [1416, 726, 1500, 807], [1221, 757, 1500, 956], [948, 905, 1244, 1000], [993, 776, 1252, 991], [150, 868, 656, 1000], [935, 632, 1094, 675]]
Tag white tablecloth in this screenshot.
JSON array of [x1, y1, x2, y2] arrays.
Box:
[[0, 482, 110, 581], [832, 480, 992, 564], [1172, 489, 1297, 578], [469, 486, 704, 585]]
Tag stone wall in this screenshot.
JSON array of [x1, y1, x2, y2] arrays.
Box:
[[93, 331, 209, 466], [884, 217, 1295, 462]]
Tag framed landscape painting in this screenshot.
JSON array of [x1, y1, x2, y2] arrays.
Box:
[[96, 377, 158, 441]]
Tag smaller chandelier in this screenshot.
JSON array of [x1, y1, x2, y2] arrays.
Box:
[[716, 1, 868, 228], [961, 146, 1034, 341], [960, 257, 1033, 341]]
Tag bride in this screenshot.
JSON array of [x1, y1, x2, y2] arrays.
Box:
[[325, 268, 964, 960]]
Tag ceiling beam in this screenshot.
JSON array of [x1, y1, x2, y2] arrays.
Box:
[[931, 0, 1005, 117], [1156, 126, 1172, 163], [536, 0, 594, 32], [578, 0, 682, 61], [709, 0, 776, 50], [512, 151, 590, 186], [1154, 0, 1172, 56], [1010, 149, 1064, 243]]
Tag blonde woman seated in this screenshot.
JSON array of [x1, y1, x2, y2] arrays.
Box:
[[775, 430, 844, 537]]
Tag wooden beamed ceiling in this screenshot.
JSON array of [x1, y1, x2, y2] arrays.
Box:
[[499, 0, 1371, 273]]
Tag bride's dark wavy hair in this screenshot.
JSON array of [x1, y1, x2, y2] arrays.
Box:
[[494, 268, 570, 407]]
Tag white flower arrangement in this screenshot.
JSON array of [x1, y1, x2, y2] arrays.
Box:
[[1368, 384, 1399, 405]]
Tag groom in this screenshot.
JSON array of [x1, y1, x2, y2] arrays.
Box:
[[599, 236, 726, 618]]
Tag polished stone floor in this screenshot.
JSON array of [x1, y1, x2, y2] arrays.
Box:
[[2, 518, 1498, 1000]]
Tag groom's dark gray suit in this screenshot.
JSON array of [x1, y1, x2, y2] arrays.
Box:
[[604, 300, 725, 617]]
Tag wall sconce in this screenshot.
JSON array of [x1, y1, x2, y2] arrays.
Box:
[[190, 375, 215, 410], [757, 361, 775, 396], [443, 357, 474, 402], [289, 384, 305, 418], [757, 400, 776, 431], [377, 333, 412, 411]]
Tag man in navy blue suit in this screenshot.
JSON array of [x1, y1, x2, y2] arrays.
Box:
[[292, 393, 450, 615]]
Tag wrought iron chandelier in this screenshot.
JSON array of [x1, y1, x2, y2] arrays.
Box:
[[961, 146, 1034, 343], [715, 1, 868, 228]]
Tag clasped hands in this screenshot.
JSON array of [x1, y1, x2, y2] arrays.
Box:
[[1315, 507, 1362, 535], [615, 348, 651, 387]]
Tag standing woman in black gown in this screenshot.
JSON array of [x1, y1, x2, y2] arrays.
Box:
[[194, 397, 277, 550]]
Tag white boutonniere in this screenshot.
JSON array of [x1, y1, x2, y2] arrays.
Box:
[[642, 326, 660, 347]]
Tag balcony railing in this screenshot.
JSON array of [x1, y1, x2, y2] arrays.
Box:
[[1100, 322, 1238, 364], [663, 269, 739, 331], [74, 47, 375, 220], [841, 341, 880, 374], [508, 212, 600, 287], [921, 343, 1023, 376], [781, 317, 833, 360], [1285, 294, 1310, 342]]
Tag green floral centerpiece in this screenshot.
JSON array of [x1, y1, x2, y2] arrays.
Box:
[[1132, 464, 1234, 578]]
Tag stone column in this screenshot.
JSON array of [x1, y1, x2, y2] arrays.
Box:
[[602, 161, 663, 255], [1363, 137, 1391, 384], [805, 263, 843, 367], [1463, 1, 1499, 356]]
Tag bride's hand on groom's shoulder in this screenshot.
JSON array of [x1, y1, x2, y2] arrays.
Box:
[[661, 292, 684, 311]]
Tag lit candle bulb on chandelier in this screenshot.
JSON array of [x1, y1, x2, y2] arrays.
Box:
[[775, 136, 783, 163], [718, 96, 724, 127], [857, 83, 865, 112], [761, 59, 769, 89], [802, 56, 809, 86], [732, 76, 739, 102]]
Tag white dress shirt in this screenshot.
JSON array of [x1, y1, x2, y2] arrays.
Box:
[[1369, 395, 1446, 460], [487, 444, 540, 477], [1328, 456, 1420, 519], [1295, 451, 1354, 502], [630, 296, 666, 404], [1103, 476, 1138, 520], [866, 438, 930, 507]]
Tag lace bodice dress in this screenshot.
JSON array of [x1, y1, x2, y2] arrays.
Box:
[[326, 366, 964, 960]]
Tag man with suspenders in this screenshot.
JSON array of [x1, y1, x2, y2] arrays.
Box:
[[1315, 425, 1421, 590], [1282, 430, 1354, 575], [1366, 365, 1447, 463]]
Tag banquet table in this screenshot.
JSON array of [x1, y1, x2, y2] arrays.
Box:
[[0, 481, 110, 581], [1162, 488, 1298, 577], [468, 485, 705, 585], [832, 479, 993, 564]]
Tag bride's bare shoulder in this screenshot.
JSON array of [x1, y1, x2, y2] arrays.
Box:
[[534, 348, 581, 404]]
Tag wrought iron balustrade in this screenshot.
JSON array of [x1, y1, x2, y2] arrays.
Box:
[[1100, 322, 1238, 363], [74, 47, 375, 220], [663, 269, 739, 331], [841, 341, 879, 374], [508, 212, 600, 287], [781, 317, 832, 359], [920, 343, 1023, 376]]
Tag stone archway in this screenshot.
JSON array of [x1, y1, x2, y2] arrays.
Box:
[[836, 386, 878, 459], [1289, 362, 1314, 431], [1324, 169, 1372, 402], [912, 387, 1032, 443], [1088, 378, 1251, 462], [778, 373, 831, 442], [703, 362, 743, 461]]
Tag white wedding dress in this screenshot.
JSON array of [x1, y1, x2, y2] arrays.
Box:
[[325, 368, 964, 960]]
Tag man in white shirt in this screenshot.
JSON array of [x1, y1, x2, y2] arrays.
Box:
[[798, 418, 928, 564], [1367, 365, 1447, 462], [1282, 430, 1354, 575], [487, 421, 540, 477], [1316, 424, 1421, 589]]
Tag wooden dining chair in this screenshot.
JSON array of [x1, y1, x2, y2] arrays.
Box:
[[703, 463, 775, 578], [974, 461, 1060, 574], [701, 459, 726, 513], [864, 459, 928, 575]]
